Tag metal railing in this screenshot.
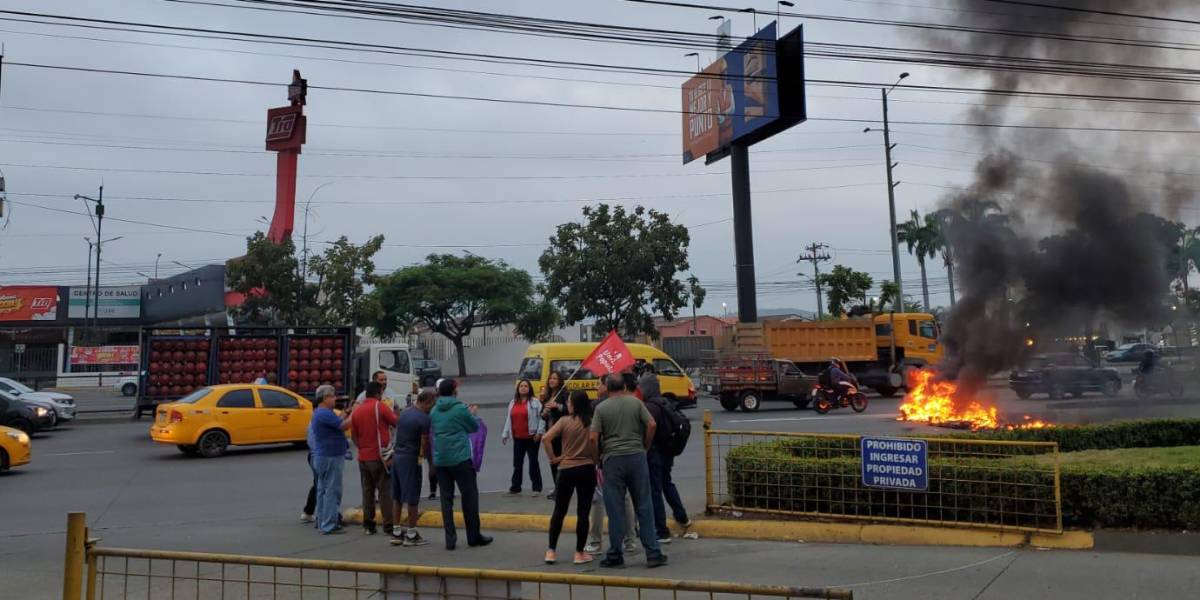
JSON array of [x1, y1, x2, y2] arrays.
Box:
[[62, 513, 852, 600], [703, 412, 1062, 533]]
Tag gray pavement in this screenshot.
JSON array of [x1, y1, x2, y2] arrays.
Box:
[[4, 379, 1200, 599]]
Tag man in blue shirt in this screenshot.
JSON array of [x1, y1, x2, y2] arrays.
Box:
[[311, 384, 351, 534]]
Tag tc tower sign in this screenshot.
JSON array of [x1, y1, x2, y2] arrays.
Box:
[[680, 23, 807, 322]]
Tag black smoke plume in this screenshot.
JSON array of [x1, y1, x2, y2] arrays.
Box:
[[913, 1, 1198, 398]]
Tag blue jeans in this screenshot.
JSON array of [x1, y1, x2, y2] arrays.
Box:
[[313, 454, 344, 533], [647, 449, 689, 539], [601, 453, 662, 562]]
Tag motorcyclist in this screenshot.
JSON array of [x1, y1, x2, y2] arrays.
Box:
[[826, 358, 857, 401]]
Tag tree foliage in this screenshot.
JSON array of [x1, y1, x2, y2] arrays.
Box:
[[817, 265, 873, 318], [370, 254, 541, 376], [687, 274, 707, 313], [539, 204, 690, 338], [226, 232, 385, 326], [307, 235, 385, 326], [226, 232, 307, 325]]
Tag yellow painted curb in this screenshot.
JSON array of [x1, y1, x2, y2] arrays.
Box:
[[342, 507, 1093, 550]]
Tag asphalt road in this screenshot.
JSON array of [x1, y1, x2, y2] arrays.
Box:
[[4, 379, 1200, 599]]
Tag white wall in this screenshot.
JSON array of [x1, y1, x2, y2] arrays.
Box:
[[435, 325, 581, 377]]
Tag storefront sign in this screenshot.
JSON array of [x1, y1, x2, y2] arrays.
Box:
[[68, 286, 141, 319], [70, 345, 140, 366], [0, 286, 58, 321]]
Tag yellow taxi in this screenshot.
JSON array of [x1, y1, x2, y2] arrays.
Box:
[[517, 342, 697, 407], [0, 425, 31, 472], [151, 384, 313, 458]]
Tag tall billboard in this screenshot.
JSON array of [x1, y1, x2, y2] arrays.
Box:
[[0, 286, 59, 321], [682, 22, 807, 164], [68, 286, 141, 319]]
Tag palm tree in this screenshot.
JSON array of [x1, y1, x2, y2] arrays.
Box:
[[897, 210, 940, 312], [930, 209, 956, 306]]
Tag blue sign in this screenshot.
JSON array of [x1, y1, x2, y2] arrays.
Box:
[[861, 437, 928, 491]]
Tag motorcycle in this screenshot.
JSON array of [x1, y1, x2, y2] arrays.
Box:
[[1132, 365, 1184, 399], [810, 382, 868, 414]]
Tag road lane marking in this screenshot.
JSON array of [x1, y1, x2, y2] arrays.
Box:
[[729, 414, 901, 423], [45, 450, 117, 457]]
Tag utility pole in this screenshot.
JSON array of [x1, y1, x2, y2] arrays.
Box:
[[881, 87, 904, 308], [75, 186, 104, 342], [796, 242, 831, 319], [83, 237, 93, 340]]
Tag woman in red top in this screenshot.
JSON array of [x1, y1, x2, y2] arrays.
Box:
[[502, 379, 545, 496]]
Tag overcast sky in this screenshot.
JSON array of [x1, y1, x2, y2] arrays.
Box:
[[0, 0, 1187, 316]]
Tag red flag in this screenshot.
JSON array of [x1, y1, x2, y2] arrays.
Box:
[[580, 331, 636, 376]]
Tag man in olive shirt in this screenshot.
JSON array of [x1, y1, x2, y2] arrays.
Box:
[[588, 374, 666, 569]]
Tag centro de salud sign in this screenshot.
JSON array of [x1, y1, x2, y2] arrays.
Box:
[[861, 436, 928, 491]]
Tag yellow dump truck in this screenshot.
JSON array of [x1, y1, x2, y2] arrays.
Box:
[[736, 313, 943, 399]]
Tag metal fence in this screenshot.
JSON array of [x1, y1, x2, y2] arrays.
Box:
[[702, 413, 1062, 533], [63, 513, 851, 600]]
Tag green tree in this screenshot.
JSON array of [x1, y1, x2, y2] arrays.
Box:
[[1178, 226, 1200, 293], [539, 204, 691, 338], [931, 209, 957, 306], [307, 235, 386, 326], [513, 293, 562, 343], [370, 254, 540, 376], [687, 274, 706, 335], [817, 265, 873, 317], [897, 209, 942, 311], [226, 232, 306, 325]]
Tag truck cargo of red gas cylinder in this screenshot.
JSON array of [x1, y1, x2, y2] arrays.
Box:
[[134, 326, 418, 417]]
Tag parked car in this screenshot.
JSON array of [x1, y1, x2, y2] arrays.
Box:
[[115, 375, 139, 397], [0, 378, 74, 428], [150, 384, 313, 458], [0, 391, 53, 435], [0, 425, 31, 472], [413, 359, 442, 387], [1009, 353, 1122, 399], [1105, 343, 1158, 363]]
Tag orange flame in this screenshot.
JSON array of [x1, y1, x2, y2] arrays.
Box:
[[898, 370, 1055, 431], [899, 370, 998, 430]]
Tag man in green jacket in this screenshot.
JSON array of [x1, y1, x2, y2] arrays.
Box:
[[431, 379, 493, 550]]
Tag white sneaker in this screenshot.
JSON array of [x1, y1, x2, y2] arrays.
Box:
[[584, 542, 601, 554], [623, 540, 639, 554], [657, 537, 672, 544], [300, 512, 314, 523]]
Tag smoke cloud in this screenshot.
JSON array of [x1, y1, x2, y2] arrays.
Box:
[[912, 1, 1199, 394]]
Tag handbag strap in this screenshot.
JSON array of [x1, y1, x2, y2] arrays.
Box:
[[374, 401, 383, 451]]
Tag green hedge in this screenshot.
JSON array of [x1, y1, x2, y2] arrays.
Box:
[[1060, 466, 1200, 529], [726, 438, 1200, 530], [940, 419, 1200, 452], [725, 439, 1060, 531]]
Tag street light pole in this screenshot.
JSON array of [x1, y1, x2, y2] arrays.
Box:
[[301, 182, 335, 281], [154, 253, 162, 279]]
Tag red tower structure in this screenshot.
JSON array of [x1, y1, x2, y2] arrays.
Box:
[[264, 70, 308, 243]]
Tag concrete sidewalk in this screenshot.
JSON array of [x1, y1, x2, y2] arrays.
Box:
[[8, 516, 1196, 600]]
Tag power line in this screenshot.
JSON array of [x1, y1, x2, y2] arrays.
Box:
[[9, 62, 1200, 131]]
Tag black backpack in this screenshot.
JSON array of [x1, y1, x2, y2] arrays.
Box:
[[651, 396, 692, 457]]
